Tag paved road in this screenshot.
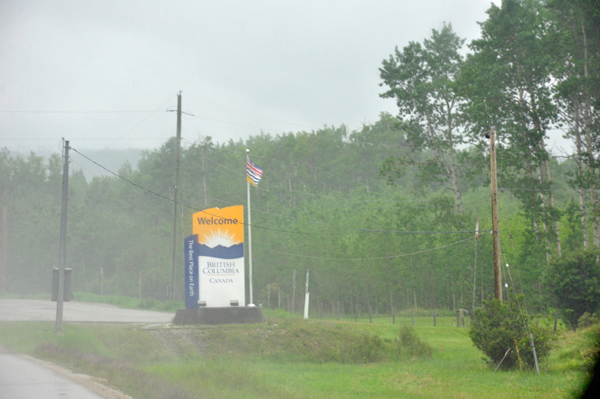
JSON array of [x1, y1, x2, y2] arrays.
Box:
[[0, 299, 174, 323], [0, 347, 114, 399], [0, 299, 175, 398]]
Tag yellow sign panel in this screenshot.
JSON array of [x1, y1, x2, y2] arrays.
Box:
[[192, 205, 245, 307], [192, 206, 244, 247]]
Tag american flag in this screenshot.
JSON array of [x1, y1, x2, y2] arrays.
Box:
[[246, 160, 263, 186], [475, 217, 479, 241]]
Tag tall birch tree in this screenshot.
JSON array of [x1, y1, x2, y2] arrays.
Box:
[[460, 0, 562, 256], [550, 0, 600, 248], [379, 23, 467, 214]]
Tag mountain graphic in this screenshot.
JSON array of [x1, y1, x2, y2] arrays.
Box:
[[198, 243, 244, 259]]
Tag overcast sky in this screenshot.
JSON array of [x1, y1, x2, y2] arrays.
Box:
[[3, 0, 570, 158]]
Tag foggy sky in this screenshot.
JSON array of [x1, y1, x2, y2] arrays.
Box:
[[3, 0, 569, 158]]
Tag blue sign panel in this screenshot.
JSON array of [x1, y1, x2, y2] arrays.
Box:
[[184, 235, 199, 308]]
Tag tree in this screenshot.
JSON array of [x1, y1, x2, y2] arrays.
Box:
[[380, 23, 468, 214], [460, 0, 563, 257], [547, 248, 600, 328], [549, 0, 600, 248]]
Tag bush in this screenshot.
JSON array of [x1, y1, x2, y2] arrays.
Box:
[[396, 325, 432, 358], [549, 323, 600, 372], [578, 312, 600, 329], [353, 334, 386, 363], [547, 248, 600, 329], [470, 296, 553, 370]]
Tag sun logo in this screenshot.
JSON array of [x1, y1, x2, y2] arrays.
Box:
[[202, 229, 238, 248]]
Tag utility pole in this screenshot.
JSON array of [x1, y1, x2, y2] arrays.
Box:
[[490, 128, 502, 302], [55, 140, 69, 334], [2, 205, 6, 293], [169, 91, 182, 302]]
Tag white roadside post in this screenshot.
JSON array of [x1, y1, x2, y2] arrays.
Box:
[[303, 269, 310, 320]]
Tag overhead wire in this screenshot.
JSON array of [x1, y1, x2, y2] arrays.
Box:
[[69, 146, 483, 265], [66, 147, 364, 237], [134, 135, 497, 228], [496, 184, 540, 373], [70, 158, 100, 179], [182, 90, 317, 131], [257, 235, 475, 261], [101, 94, 177, 150], [178, 176, 487, 233], [71, 147, 328, 239], [172, 155, 488, 234], [0, 110, 164, 113]]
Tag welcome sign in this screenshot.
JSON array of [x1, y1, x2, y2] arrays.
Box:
[[191, 205, 245, 308], [183, 235, 199, 308]]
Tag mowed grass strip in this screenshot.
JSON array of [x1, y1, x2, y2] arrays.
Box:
[[0, 314, 594, 399]]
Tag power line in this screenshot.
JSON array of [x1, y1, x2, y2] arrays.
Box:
[[178, 183, 488, 233], [257, 235, 474, 261], [70, 148, 484, 239], [101, 94, 177, 150], [0, 110, 164, 113], [356, 228, 485, 235], [0, 137, 171, 142], [182, 90, 317, 130], [71, 147, 196, 209], [68, 147, 338, 238], [69, 158, 100, 179]]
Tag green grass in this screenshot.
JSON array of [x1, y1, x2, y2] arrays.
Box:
[[0, 314, 595, 399], [548, 324, 600, 372]]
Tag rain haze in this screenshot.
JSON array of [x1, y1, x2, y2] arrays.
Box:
[[0, 0, 556, 159], [1, 2, 598, 396]]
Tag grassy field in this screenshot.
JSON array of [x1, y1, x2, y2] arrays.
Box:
[[0, 309, 597, 399]]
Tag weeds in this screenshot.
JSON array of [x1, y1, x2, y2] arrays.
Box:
[[549, 324, 600, 372], [397, 325, 432, 358], [34, 343, 193, 399], [578, 312, 600, 329], [0, 316, 593, 399]]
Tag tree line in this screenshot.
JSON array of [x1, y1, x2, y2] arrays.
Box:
[[0, 0, 598, 320]]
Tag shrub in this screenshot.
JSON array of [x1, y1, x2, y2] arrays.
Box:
[[546, 248, 600, 329], [396, 325, 432, 358], [549, 323, 600, 372], [578, 312, 600, 329], [470, 296, 553, 370], [353, 334, 385, 363]]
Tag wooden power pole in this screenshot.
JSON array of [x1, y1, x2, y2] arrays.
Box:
[[55, 140, 69, 334], [490, 128, 502, 302], [169, 91, 182, 301], [2, 205, 6, 293]]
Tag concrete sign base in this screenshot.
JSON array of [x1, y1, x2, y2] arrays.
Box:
[[173, 307, 264, 325]]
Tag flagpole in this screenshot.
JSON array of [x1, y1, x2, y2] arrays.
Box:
[[246, 149, 255, 306]]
